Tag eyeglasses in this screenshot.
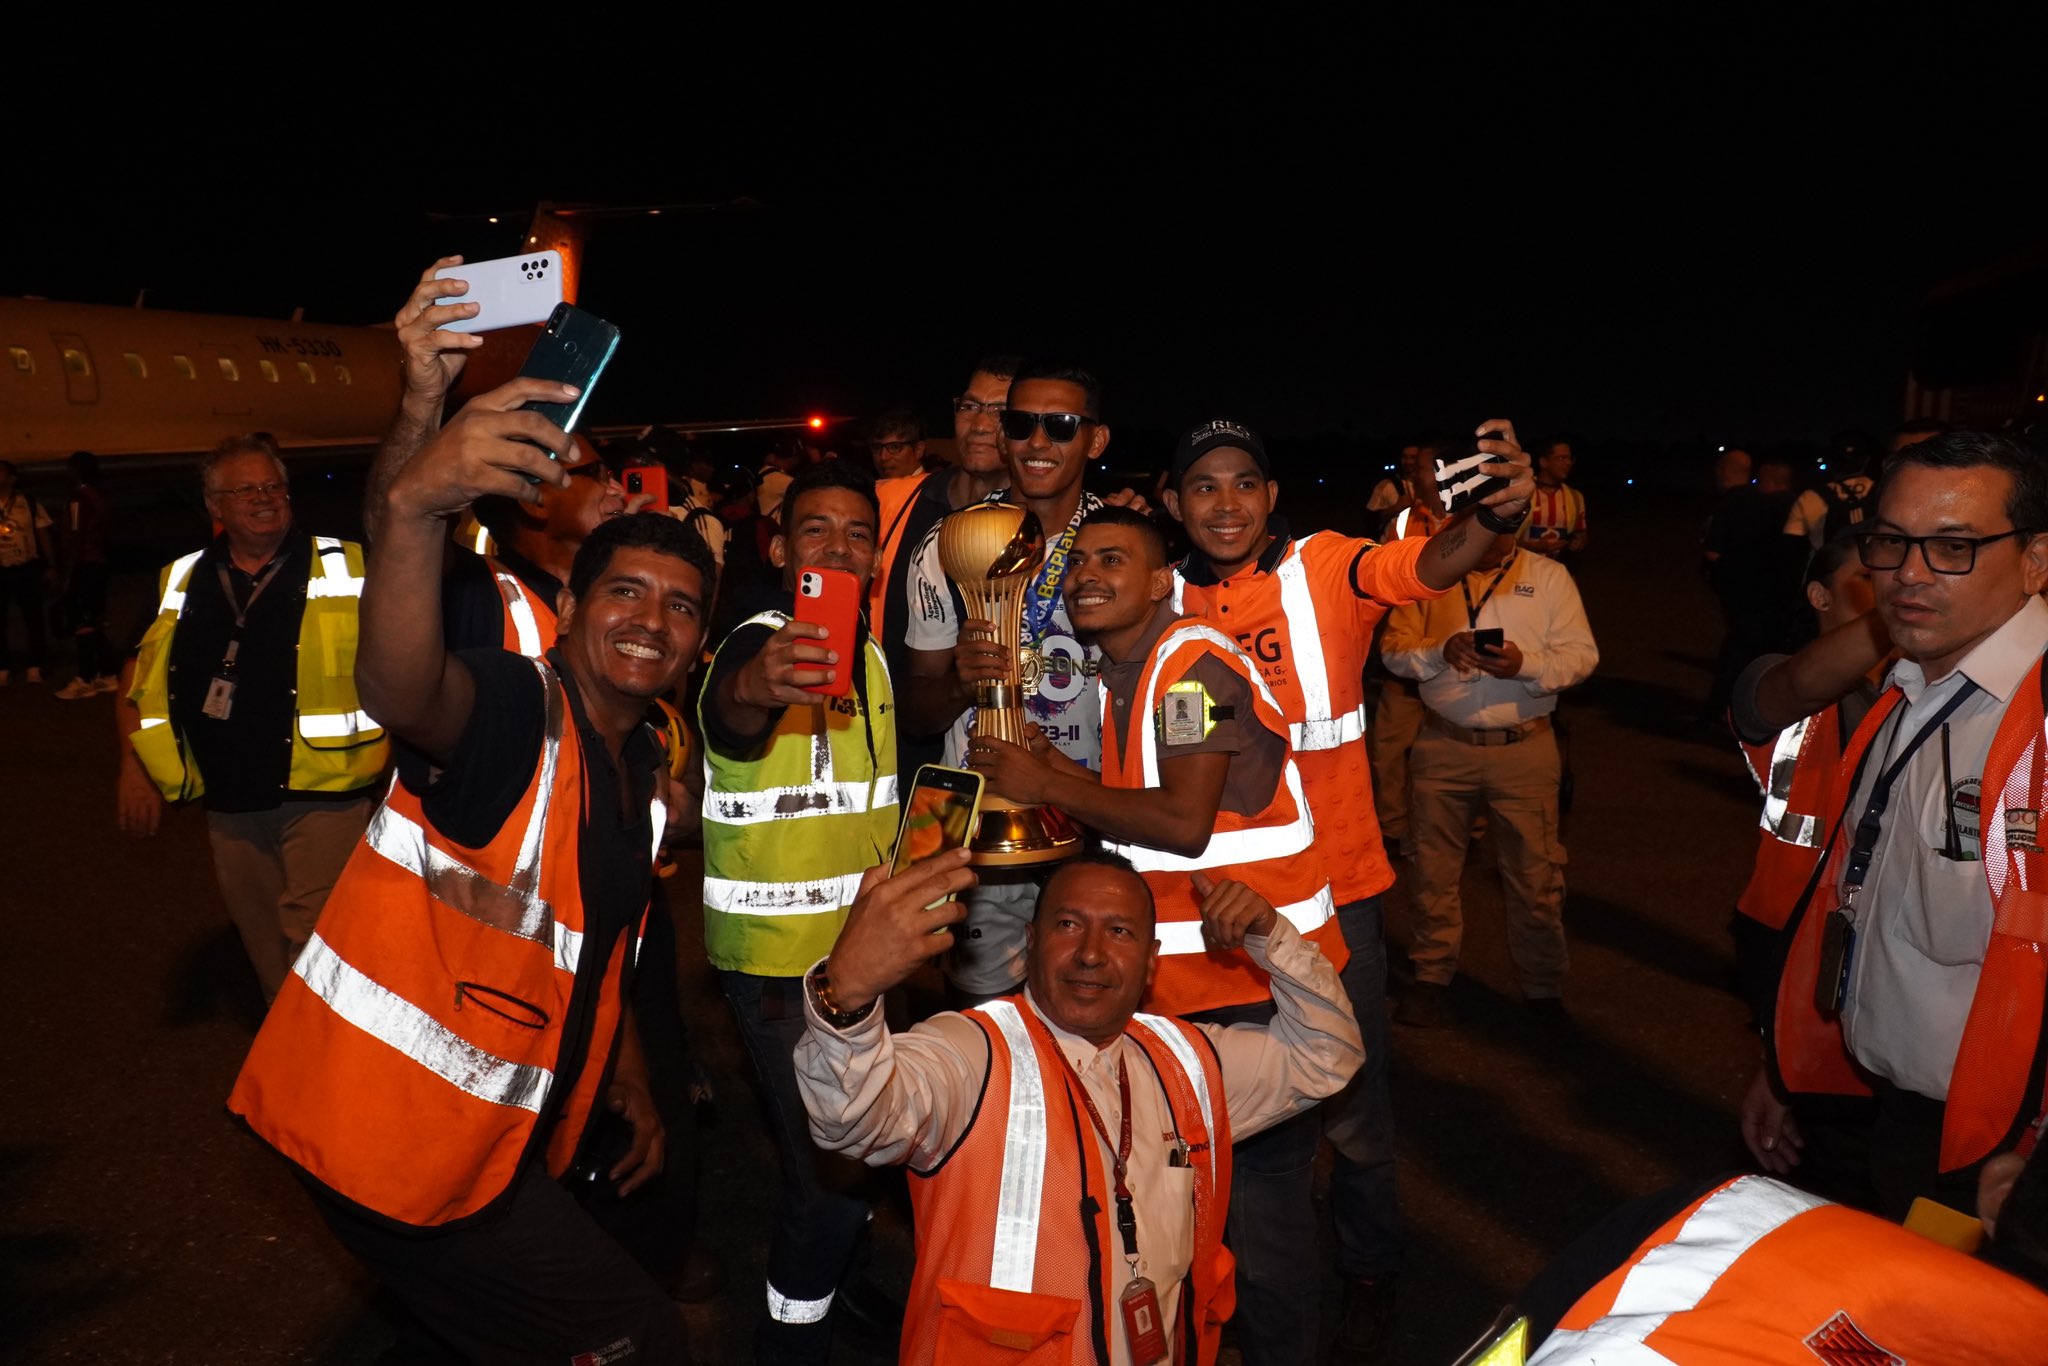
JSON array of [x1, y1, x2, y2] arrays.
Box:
[[954, 398, 1007, 416], [1854, 528, 2033, 574], [208, 481, 289, 503], [999, 410, 1096, 444], [872, 439, 917, 457]]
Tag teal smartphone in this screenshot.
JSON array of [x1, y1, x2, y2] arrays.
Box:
[[516, 304, 620, 477]]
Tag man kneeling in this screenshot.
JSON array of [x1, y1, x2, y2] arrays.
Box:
[[794, 850, 1363, 1364]]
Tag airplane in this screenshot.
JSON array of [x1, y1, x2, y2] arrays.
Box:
[[0, 201, 844, 470]]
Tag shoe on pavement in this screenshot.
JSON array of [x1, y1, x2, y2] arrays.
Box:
[[1395, 981, 1445, 1028], [54, 677, 99, 699], [1332, 1275, 1396, 1366], [26, 666, 42, 683], [93, 675, 121, 693]]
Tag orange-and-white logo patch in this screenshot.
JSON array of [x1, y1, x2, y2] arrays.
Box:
[[1804, 1311, 1902, 1365]]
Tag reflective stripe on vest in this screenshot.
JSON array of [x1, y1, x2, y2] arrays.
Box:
[[705, 764, 900, 825], [701, 871, 868, 915], [1527, 1177, 1825, 1366], [979, 1000, 1051, 1293], [1757, 716, 1822, 848], [290, 930, 553, 1113], [496, 571, 545, 657], [1131, 1012, 1218, 1187], [156, 549, 205, 615], [1392, 506, 1414, 539], [1152, 886, 1339, 957], [766, 1283, 835, 1325]]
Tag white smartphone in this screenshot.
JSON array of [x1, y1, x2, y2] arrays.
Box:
[[432, 253, 566, 334]]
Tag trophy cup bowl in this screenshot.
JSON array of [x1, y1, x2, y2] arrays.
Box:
[[937, 503, 1082, 867]]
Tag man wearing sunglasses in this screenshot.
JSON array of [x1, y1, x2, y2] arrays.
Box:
[[898, 360, 1121, 1006], [1731, 430, 2048, 1223]]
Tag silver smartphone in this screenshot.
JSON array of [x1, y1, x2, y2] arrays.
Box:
[[433, 253, 566, 334]]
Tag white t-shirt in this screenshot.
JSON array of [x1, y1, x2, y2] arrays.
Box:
[[0, 493, 52, 569], [902, 491, 1105, 770]]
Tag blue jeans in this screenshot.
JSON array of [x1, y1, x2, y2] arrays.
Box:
[[1189, 997, 1325, 1366], [1326, 897, 1402, 1280], [717, 970, 876, 1364]]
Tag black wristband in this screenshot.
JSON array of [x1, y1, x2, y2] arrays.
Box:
[[1474, 502, 1526, 534]]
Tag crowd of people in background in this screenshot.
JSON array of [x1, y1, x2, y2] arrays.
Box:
[[12, 254, 2048, 1366]]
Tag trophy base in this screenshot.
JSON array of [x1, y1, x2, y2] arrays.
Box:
[[968, 795, 1082, 868]]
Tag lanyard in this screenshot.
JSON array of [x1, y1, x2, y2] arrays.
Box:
[[1057, 1047, 1140, 1265], [1461, 562, 1512, 629], [214, 555, 287, 675], [1023, 513, 1084, 647], [1843, 680, 1979, 890]]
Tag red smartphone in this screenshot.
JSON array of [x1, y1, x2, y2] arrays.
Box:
[[623, 464, 669, 513], [794, 565, 861, 696]]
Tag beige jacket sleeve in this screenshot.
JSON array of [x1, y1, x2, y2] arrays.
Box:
[[1200, 918, 1366, 1141], [793, 974, 990, 1171]]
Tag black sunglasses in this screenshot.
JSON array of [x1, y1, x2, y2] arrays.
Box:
[[999, 409, 1096, 444]]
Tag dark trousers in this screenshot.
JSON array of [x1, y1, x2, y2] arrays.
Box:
[[718, 968, 878, 1365], [0, 561, 47, 671], [312, 1168, 686, 1365], [66, 561, 115, 680], [1788, 1082, 1985, 1221], [1188, 996, 1326, 1366], [1325, 897, 1401, 1280]]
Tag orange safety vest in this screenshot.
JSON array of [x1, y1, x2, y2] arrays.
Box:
[[228, 657, 660, 1226], [1734, 706, 1840, 931], [869, 472, 934, 643], [903, 999, 1235, 1366], [1769, 660, 2048, 1172], [1534, 1174, 2048, 1364], [1175, 533, 1425, 905], [1098, 619, 1341, 1016], [488, 555, 557, 656]]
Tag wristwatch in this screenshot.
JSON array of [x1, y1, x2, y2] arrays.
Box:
[[806, 962, 876, 1029], [1474, 500, 1527, 534]]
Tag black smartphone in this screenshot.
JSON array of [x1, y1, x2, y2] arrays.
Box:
[[517, 302, 621, 446], [1433, 428, 1511, 516], [1473, 627, 1505, 654]]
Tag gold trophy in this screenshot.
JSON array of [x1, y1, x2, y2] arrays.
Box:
[[937, 503, 1082, 867]]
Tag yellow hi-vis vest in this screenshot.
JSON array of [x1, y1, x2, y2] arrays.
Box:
[[127, 536, 388, 802], [699, 609, 898, 977]]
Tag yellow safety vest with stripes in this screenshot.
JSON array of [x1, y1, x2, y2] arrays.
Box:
[[127, 536, 388, 802], [699, 610, 898, 977]]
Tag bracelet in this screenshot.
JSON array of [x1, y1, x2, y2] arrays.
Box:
[[1473, 501, 1527, 534], [807, 962, 876, 1029]]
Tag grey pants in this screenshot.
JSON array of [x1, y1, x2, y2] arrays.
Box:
[[206, 793, 375, 1000]]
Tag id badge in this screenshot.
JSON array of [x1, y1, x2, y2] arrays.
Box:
[[202, 676, 236, 721], [1119, 1276, 1167, 1365], [1814, 908, 1856, 1016]]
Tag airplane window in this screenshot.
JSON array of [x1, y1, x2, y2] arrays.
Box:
[[6, 347, 31, 374], [259, 359, 280, 384], [217, 358, 239, 382], [333, 364, 352, 386], [61, 348, 92, 377], [173, 355, 196, 380], [124, 353, 148, 379], [297, 362, 316, 384]]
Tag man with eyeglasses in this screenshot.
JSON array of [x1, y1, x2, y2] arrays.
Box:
[[114, 434, 388, 1003], [1732, 430, 2048, 1222], [898, 360, 1118, 1004], [869, 358, 1019, 780]]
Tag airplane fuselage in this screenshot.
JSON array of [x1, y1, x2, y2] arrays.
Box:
[[1, 298, 402, 463]]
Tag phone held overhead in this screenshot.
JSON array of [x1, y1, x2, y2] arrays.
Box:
[[432, 253, 566, 334], [514, 304, 621, 479], [1432, 426, 1514, 516], [623, 465, 669, 514]]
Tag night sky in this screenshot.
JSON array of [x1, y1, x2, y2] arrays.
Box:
[[10, 18, 2042, 467]]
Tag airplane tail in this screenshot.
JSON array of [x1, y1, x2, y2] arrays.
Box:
[[523, 202, 588, 305]]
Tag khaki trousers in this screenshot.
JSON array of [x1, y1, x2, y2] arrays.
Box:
[[206, 793, 376, 1001], [1405, 725, 1569, 997], [1369, 677, 1427, 845]]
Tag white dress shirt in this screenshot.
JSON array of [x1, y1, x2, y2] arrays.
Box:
[[1379, 550, 1599, 728], [792, 921, 1362, 1364], [1839, 595, 2048, 1099]]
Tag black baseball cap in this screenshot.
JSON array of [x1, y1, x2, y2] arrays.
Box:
[[1169, 418, 1271, 484]]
